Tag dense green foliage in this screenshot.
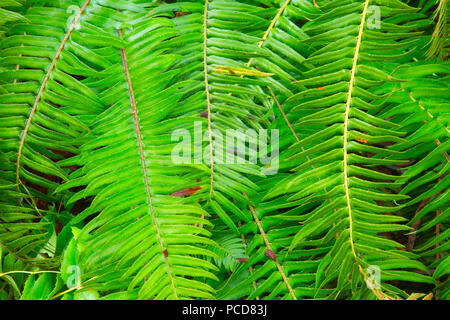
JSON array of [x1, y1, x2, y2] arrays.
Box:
[[0, 0, 448, 300]]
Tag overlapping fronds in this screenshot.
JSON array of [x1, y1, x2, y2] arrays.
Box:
[[383, 61, 449, 299], [55, 7, 221, 299], [0, 0, 448, 300], [145, 0, 278, 234], [256, 0, 439, 299], [0, 0, 114, 261]]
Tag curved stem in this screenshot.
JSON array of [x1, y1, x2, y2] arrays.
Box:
[[203, 0, 215, 201], [343, 0, 370, 262], [0, 270, 60, 278]]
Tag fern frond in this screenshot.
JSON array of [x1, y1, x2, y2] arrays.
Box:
[[56, 11, 219, 299], [261, 0, 436, 299], [383, 61, 449, 299], [0, 0, 113, 260], [146, 0, 278, 234]]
